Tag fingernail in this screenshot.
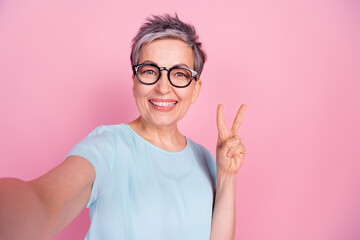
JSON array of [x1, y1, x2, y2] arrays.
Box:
[[227, 150, 232, 157]]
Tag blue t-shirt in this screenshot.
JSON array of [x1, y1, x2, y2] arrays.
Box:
[[66, 124, 217, 240]]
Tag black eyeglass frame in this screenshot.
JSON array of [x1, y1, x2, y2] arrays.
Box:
[[132, 63, 198, 88]]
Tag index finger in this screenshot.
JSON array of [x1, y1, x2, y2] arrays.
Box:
[[216, 104, 227, 135], [231, 104, 247, 135]]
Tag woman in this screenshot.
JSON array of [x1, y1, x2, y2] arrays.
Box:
[[0, 14, 247, 240]]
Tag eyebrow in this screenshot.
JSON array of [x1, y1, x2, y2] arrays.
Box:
[[139, 60, 192, 69]]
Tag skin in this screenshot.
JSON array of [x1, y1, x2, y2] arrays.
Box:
[[129, 39, 202, 152], [0, 38, 247, 240], [216, 104, 247, 175], [211, 104, 247, 240], [0, 156, 95, 240]]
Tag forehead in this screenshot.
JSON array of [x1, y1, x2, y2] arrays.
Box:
[[138, 38, 194, 68]]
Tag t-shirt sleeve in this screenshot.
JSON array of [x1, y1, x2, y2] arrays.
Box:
[[66, 125, 116, 208]]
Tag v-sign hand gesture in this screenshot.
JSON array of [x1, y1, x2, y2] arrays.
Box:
[[216, 104, 247, 176]]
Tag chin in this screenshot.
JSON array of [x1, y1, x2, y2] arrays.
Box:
[[148, 116, 179, 128]]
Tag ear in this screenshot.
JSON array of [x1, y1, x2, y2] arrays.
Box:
[[191, 79, 202, 104]]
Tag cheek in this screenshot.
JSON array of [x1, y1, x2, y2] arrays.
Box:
[[133, 89, 149, 113], [178, 88, 196, 104], [133, 84, 148, 101], [133, 87, 149, 115]]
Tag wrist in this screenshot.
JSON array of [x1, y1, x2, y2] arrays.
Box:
[[216, 171, 237, 189], [216, 168, 238, 178]]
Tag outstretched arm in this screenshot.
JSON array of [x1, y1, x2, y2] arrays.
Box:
[[210, 104, 247, 240], [0, 156, 95, 240]]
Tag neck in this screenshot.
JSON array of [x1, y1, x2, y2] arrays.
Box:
[[128, 117, 186, 152]]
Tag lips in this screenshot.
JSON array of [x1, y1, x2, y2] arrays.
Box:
[[149, 99, 178, 112]]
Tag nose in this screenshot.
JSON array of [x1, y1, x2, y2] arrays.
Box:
[[155, 70, 172, 94]]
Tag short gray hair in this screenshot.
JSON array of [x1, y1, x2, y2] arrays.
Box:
[[130, 14, 207, 78]]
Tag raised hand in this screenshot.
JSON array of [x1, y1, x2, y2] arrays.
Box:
[[216, 104, 247, 175]]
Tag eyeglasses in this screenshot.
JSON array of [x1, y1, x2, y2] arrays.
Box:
[[133, 63, 198, 88]]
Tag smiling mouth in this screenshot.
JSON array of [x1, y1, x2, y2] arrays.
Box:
[[149, 100, 178, 108]]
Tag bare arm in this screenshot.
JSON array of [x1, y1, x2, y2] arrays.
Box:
[[210, 104, 247, 240], [210, 171, 237, 240], [0, 156, 95, 240]]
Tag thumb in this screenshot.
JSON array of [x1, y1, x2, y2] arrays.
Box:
[[217, 136, 241, 156]]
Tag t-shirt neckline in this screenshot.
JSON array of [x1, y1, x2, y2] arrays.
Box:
[[124, 124, 189, 155]]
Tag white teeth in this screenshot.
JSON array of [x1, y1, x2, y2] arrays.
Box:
[[150, 100, 177, 107]]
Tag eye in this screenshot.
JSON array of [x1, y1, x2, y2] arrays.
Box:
[[143, 70, 156, 75], [173, 69, 190, 79], [138, 65, 158, 75], [175, 72, 186, 77]]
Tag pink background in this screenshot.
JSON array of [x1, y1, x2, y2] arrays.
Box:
[[1, 0, 359, 239]]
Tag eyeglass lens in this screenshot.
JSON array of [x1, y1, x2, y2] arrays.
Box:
[[136, 65, 192, 87]]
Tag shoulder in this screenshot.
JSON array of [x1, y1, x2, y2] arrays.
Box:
[[88, 124, 126, 137], [187, 138, 212, 154], [86, 124, 134, 143], [67, 124, 133, 163], [186, 138, 214, 162]]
